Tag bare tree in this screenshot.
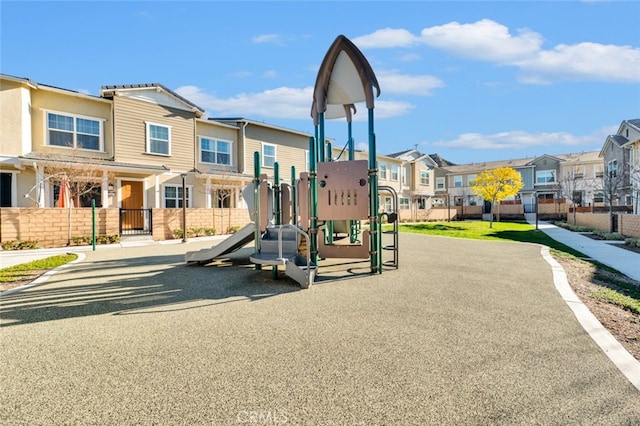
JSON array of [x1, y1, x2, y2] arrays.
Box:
[[555, 169, 582, 225], [209, 171, 240, 234], [31, 149, 113, 244], [630, 164, 640, 214]]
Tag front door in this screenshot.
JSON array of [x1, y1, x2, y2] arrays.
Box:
[[121, 181, 144, 230]]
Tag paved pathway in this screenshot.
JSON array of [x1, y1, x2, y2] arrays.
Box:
[[535, 221, 640, 281], [1, 234, 638, 425]]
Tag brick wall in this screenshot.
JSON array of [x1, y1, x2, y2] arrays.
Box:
[[0, 208, 119, 248], [151, 208, 252, 240], [620, 215, 640, 239], [571, 212, 612, 232]]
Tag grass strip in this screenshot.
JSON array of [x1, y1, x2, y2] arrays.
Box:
[[0, 254, 78, 283], [591, 288, 640, 315]]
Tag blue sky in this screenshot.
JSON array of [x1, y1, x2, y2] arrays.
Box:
[[2, 1, 639, 164]]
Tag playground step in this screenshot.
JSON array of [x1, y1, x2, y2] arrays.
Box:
[[261, 226, 299, 255], [285, 254, 317, 289]]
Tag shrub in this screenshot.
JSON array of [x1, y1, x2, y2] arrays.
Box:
[[553, 221, 596, 233], [71, 235, 120, 246], [592, 230, 624, 241], [625, 238, 640, 248], [227, 226, 240, 234], [1, 240, 39, 250], [204, 227, 216, 236]]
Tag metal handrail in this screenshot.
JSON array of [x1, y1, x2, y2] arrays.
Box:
[[274, 224, 314, 285]]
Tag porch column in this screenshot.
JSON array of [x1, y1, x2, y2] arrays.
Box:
[[102, 170, 109, 208], [205, 178, 212, 208]]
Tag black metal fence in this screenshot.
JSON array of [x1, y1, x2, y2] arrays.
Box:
[[119, 208, 152, 235]]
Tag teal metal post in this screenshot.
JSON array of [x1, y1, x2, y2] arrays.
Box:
[[348, 122, 354, 161], [368, 108, 380, 273], [309, 136, 318, 264], [272, 162, 280, 279], [91, 199, 96, 251], [291, 166, 297, 226], [274, 162, 281, 226], [348, 122, 358, 242], [318, 112, 325, 163], [253, 151, 262, 270], [326, 140, 334, 245]]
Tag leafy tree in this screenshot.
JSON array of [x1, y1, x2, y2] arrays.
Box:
[[470, 167, 524, 228]]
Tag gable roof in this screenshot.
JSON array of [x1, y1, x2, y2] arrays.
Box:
[[100, 83, 205, 116], [443, 157, 534, 174], [428, 153, 457, 168]]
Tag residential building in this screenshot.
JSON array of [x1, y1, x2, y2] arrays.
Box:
[[599, 119, 639, 210], [556, 151, 604, 208], [387, 149, 439, 220], [442, 158, 536, 213]]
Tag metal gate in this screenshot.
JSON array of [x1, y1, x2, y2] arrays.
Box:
[[119, 208, 152, 235]]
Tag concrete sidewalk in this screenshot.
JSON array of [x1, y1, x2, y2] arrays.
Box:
[[535, 221, 640, 281]]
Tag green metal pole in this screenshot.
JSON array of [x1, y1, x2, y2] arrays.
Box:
[[348, 122, 358, 242], [291, 166, 297, 226], [368, 108, 380, 273], [319, 112, 325, 163], [91, 199, 96, 251], [326, 142, 333, 245], [253, 151, 262, 270], [309, 136, 318, 264], [272, 162, 280, 279], [274, 162, 281, 226]]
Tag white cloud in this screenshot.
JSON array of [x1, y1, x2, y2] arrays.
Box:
[[356, 20, 640, 84], [514, 42, 640, 84], [378, 70, 444, 96], [176, 85, 313, 119], [252, 34, 285, 45], [429, 127, 614, 151], [353, 28, 418, 48], [420, 19, 542, 62]]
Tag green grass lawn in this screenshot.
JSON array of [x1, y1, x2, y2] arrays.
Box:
[[0, 254, 78, 284], [396, 221, 585, 258]]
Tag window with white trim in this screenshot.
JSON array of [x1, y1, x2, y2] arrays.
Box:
[[467, 174, 476, 185], [164, 185, 191, 208], [262, 143, 276, 168], [436, 177, 445, 190], [47, 112, 102, 151], [146, 122, 171, 155], [379, 163, 387, 180], [535, 170, 556, 184], [454, 176, 463, 188], [399, 197, 410, 209], [390, 164, 399, 181], [200, 137, 232, 165], [608, 160, 618, 178], [420, 170, 430, 185]]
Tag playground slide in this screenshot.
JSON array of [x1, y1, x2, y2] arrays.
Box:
[[185, 223, 255, 263]]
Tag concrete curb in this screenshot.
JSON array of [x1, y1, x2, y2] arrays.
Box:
[[540, 245, 640, 392]]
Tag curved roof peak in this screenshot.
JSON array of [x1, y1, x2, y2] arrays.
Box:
[[311, 35, 380, 124]]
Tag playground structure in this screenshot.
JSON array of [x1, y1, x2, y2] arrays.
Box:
[[185, 35, 399, 288]]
